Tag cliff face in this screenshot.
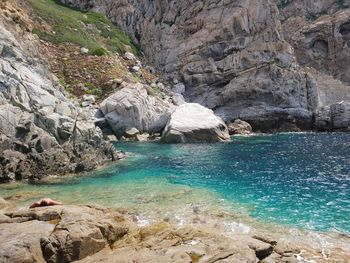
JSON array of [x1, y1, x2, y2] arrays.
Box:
[[0, 1, 118, 182], [60, 0, 350, 131], [60, 0, 319, 130], [277, 0, 350, 91], [276, 0, 350, 129]]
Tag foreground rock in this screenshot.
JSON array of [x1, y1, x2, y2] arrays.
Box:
[[100, 83, 174, 136], [0, 2, 118, 183], [0, 205, 278, 263], [0, 205, 129, 263], [228, 119, 253, 135], [2, 203, 349, 262], [161, 103, 230, 143]]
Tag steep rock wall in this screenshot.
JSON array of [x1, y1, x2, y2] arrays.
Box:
[[0, 1, 118, 182], [277, 0, 350, 86], [60, 0, 319, 130]]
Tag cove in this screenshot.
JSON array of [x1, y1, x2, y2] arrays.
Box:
[[1, 133, 350, 234]]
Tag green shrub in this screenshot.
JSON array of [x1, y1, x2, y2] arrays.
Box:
[[92, 47, 107, 56], [29, 0, 137, 55]]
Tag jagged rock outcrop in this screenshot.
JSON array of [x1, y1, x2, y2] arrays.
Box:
[[0, 2, 118, 183], [0, 205, 129, 263], [275, 0, 350, 130], [161, 103, 230, 143], [0, 204, 287, 263], [281, 6, 350, 85], [275, 0, 348, 19], [99, 83, 174, 136], [315, 101, 350, 131], [60, 0, 322, 131]]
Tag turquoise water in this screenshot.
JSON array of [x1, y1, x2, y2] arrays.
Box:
[[1, 133, 350, 234]]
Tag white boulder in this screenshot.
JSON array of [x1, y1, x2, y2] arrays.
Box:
[[161, 103, 230, 143], [124, 52, 136, 61], [80, 47, 89, 54]]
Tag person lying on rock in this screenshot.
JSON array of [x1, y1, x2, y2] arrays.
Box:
[[29, 198, 63, 208]]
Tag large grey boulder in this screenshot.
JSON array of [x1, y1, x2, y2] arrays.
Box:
[[100, 83, 174, 136], [161, 103, 230, 143]]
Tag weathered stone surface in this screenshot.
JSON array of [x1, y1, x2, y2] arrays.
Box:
[[315, 102, 350, 131], [0, 205, 128, 263], [172, 83, 186, 95], [276, 1, 350, 131], [281, 6, 350, 86], [100, 83, 174, 136], [0, 220, 54, 263], [172, 93, 186, 106], [78, 224, 262, 263], [135, 133, 150, 142], [228, 119, 253, 135], [125, 127, 140, 138], [162, 103, 230, 143], [105, 134, 118, 142], [0, 4, 119, 183], [60, 0, 321, 131], [3, 203, 349, 262]]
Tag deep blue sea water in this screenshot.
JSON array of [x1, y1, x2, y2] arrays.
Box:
[[1, 133, 350, 234]]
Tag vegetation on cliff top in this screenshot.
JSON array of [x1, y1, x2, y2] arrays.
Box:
[[28, 0, 137, 55], [25, 0, 157, 102]]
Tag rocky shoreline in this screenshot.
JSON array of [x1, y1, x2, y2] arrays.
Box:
[[1, 198, 350, 263]]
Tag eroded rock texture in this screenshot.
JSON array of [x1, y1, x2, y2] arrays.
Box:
[[0, 205, 128, 263], [279, 1, 350, 85], [0, 2, 118, 183], [60, 0, 350, 131], [276, 0, 350, 130], [161, 103, 230, 143], [100, 83, 174, 136], [0, 204, 290, 263]]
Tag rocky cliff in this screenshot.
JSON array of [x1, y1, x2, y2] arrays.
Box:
[[2, 0, 350, 182], [276, 0, 350, 129], [61, 0, 350, 131], [0, 1, 119, 183]]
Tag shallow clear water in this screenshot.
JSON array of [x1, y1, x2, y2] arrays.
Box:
[[1, 133, 350, 234]]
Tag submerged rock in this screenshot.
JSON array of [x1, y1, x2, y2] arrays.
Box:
[[161, 103, 230, 143]]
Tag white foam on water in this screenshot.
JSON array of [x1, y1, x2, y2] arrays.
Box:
[[185, 240, 199, 246], [135, 214, 151, 227], [225, 221, 251, 234], [296, 250, 317, 263]]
